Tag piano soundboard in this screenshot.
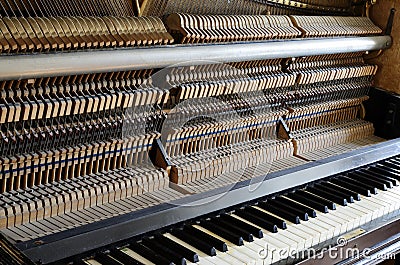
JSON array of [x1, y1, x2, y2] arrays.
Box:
[[0, 0, 398, 264]]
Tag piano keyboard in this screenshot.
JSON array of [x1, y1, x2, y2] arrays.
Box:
[[68, 155, 400, 265]]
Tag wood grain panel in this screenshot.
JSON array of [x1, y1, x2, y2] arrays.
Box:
[[369, 0, 400, 94]]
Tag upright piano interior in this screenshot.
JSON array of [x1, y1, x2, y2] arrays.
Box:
[[0, 0, 399, 264]]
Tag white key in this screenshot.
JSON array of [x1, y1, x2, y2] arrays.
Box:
[[359, 196, 386, 217], [383, 190, 400, 212], [242, 238, 275, 264], [273, 225, 307, 252], [385, 188, 400, 202], [285, 222, 315, 249], [346, 203, 373, 225], [321, 209, 350, 233], [301, 217, 333, 245], [259, 235, 291, 263], [369, 195, 393, 214], [120, 248, 156, 265], [314, 212, 343, 237], [373, 193, 399, 213], [335, 205, 362, 228], [355, 198, 382, 220]]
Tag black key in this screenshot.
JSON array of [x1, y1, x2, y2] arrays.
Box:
[[275, 196, 317, 217], [306, 186, 348, 206], [386, 158, 400, 171], [267, 199, 309, 221], [154, 235, 199, 263], [234, 209, 278, 233], [183, 225, 228, 252], [257, 201, 301, 224], [296, 190, 337, 210], [211, 217, 254, 242], [141, 237, 187, 265], [110, 248, 145, 265], [372, 160, 400, 172], [358, 169, 395, 188], [95, 252, 123, 265], [375, 165, 400, 178], [381, 161, 400, 172], [220, 214, 263, 238], [368, 166, 400, 179], [314, 183, 355, 203], [382, 164, 400, 173], [377, 164, 400, 175], [379, 161, 400, 171], [372, 165, 400, 185], [285, 192, 329, 213], [349, 172, 388, 190], [377, 157, 400, 166], [320, 181, 361, 201], [339, 176, 378, 195], [200, 220, 244, 246], [392, 160, 400, 170], [170, 229, 217, 256], [129, 243, 174, 265], [329, 177, 372, 197], [243, 206, 287, 229]]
